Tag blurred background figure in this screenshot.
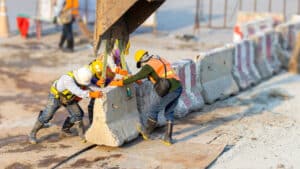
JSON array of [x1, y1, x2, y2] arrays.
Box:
[[53, 0, 79, 52]]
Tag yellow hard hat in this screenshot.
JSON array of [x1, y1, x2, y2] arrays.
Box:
[[134, 49, 148, 63], [89, 59, 103, 75]]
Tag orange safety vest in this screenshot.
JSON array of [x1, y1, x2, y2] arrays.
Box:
[[146, 57, 180, 84], [64, 0, 79, 16]]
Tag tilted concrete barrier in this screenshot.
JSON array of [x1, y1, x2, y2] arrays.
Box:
[[265, 30, 282, 73], [172, 59, 204, 117], [231, 40, 261, 90], [135, 81, 166, 126], [251, 33, 274, 79], [198, 46, 239, 104], [85, 85, 140, 147]]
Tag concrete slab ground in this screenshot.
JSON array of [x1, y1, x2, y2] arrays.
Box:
[[0, 34, 300, 168]]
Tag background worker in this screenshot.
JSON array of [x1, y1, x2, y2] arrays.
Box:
[[109, 50, 183, 146], [53, 0, 79, 52], [28, 67, 103, 144]]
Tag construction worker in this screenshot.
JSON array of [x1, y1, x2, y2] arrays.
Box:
[[53, 0, 79, 52], [28, 67, 103, 144], [110, 50, 182, 146]]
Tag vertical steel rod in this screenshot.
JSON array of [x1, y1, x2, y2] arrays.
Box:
[[283, 0, 286, 21], [209, 0, 213, 27], [269, 0, 272, 12], [194, 0, 200, 34], [224, 0, 228, 28], [298, 0, 300, 14], [239, 0, 242, 11], [254, 0, 257, 12]]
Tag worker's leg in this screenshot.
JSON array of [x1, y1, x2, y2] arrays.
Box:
[[29, 93, 61, 144], [66, 102, 85, 140], [66, 21, 74, 51], [162, 87, 182, 146], [88, 98, 95, 125], [59, 24, 67, 48], [61, 116, 74, 135]]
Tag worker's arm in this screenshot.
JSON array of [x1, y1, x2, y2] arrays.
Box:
[[123, 65, 154, 85], [63, 75, 90, 99], [54, 0, 65, 17]]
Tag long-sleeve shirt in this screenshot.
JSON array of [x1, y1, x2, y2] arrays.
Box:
[[54, 0, 65, 17], [123, 64, 182, 92], [54, 75, 101, 99]]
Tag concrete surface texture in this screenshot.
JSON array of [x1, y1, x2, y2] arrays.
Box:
[[199, 46, 239, 103], [85, 85, 140, 147]]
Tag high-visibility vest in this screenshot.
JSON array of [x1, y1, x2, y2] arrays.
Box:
[[145, 57, 180, 84], [64, 0, 79, 16], [50, 71, 84, 101]]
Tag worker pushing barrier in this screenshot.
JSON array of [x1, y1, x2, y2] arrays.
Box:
[[84, 0, 167, 146]]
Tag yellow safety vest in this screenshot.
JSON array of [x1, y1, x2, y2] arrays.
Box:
[[50, 71, 76, 101]]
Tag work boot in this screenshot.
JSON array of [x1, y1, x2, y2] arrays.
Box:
[[136, 118, 156, 140], [161, 121, 174, 146], [61, 117, 74, 136], [74, 120, 86, 142], [65, 39, 74, 53], [28, 120, 44, 144]]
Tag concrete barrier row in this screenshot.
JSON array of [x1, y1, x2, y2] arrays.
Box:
[[86, 19, 300, 147]]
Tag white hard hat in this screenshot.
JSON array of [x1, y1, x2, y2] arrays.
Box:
[[73, 66, 92, 86]]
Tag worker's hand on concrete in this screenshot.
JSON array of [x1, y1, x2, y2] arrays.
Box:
[[135, 80, 143, 85], [109, 80, 124, 87], [115, 67, 128, 76], [96, 78, 105, 86], [89, 91, 103, 98]]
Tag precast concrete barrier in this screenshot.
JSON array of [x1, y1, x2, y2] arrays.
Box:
[[198, 46, 239, 104], [135, 81, 166, 126], [231, 40, 261, 90], [251, 33, 274, 79], [276, 21, 300, 68], [265, 30, 282, 73], [85, 85, 140, 147], [172, 59, 205, 117]]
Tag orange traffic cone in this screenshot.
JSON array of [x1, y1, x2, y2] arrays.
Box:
[[0, 0, 9, 37]]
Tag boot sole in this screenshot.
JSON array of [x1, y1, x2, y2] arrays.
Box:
[[160, 139, 172, 146]]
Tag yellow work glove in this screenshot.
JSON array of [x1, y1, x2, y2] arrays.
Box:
[[109, 80, 124, 87], [89, 91, 103, 98], [115, 67, 128, 76], [96, 78, 105, 86]]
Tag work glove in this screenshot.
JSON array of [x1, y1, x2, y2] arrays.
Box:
[[115, 67, 128, 76], [53, 16, 57, 24], [89, 91, 103, 98], [109, 80, 124, 87], [96, 78, 105, 86]]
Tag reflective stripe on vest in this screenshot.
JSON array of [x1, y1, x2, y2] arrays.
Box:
[[50, 71, 75, 100], [146, 57, 179, 84], [64, 0, 79, 16]]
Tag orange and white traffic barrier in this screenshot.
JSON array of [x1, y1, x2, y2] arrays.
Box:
[[0, 0, 9, 37]]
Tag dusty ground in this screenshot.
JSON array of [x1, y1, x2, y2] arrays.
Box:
[[0, 28, 300, 169]]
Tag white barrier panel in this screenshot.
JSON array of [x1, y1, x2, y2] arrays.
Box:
[[85, 85, 140, 147], [36, 0, 54, 21], [198, 46, 239, 104], [172, 59, 204, 117], [251, 33, 274, 79]]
